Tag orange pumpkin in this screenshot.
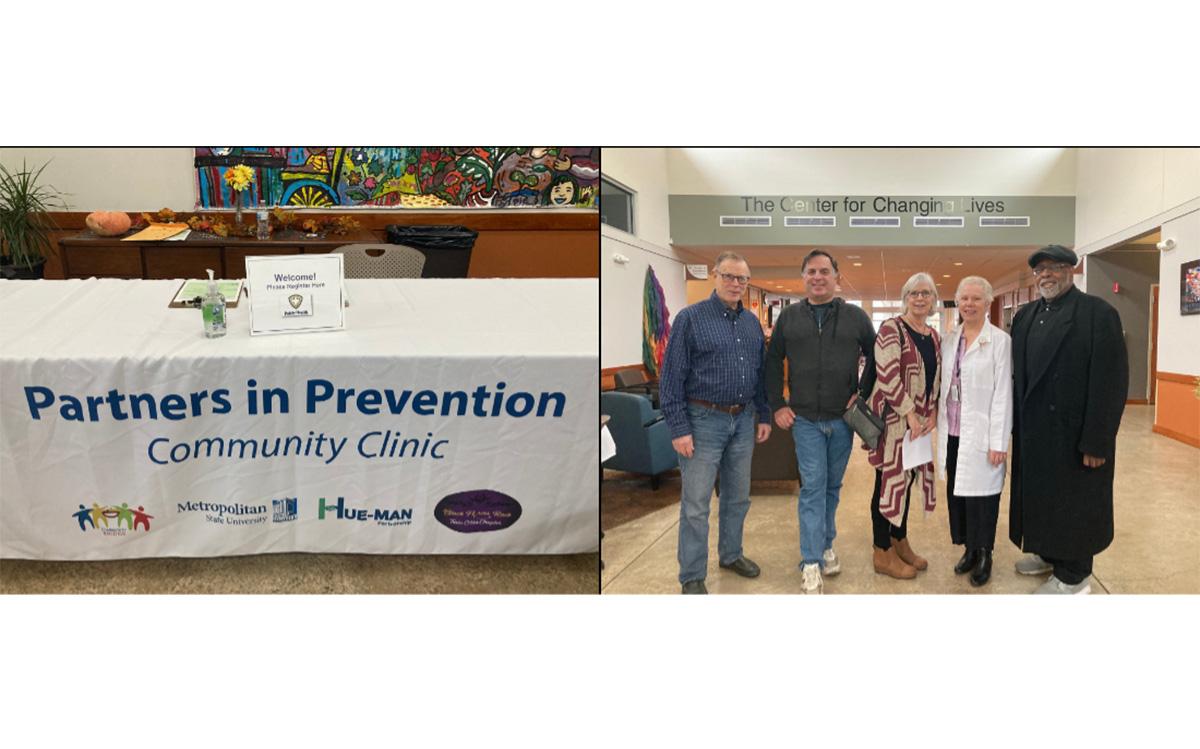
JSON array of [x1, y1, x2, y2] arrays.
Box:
[[85, 211, 132, 236]]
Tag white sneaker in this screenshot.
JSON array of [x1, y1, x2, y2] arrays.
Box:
[[801, 562, 823, 594], [1015, 553, 1053, 576], [822, 548, 840, 576], [1034, 575, 1092, 595]]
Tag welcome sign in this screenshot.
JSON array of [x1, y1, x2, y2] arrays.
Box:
[[245, 254, 345, 335], [0, 278, 599, 560]]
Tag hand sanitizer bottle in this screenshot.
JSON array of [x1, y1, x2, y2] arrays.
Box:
[[202, 268, 227, 338]]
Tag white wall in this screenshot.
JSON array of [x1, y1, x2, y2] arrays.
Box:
[[601, 225, 687, 369], [1158, 209, 1200, 376], [666, 148, 1077, 196], [1075, 148, 1200, 252], [599, 148, 686, 369], [1071, 148, 1200, 386], [0, 148, 195, 211], [601, 148, 672, 248]]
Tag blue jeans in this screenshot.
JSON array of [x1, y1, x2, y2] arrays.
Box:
[[677, 403, 755, 584], [791, 415, 853, 567]]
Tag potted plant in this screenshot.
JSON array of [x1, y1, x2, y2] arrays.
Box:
[[0, 160, 68, 279]]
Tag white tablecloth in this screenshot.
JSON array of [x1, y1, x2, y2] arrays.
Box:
[[0, 278, 599, 559]]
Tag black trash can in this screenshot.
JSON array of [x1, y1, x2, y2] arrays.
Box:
[[385, 225, 479, 278]]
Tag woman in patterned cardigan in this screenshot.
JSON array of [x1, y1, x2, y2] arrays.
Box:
[[866, 272, 942, 579]]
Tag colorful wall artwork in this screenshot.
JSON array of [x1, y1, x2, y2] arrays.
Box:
[[1182, 259, 1200, 316], [194, 148, 599, 210]]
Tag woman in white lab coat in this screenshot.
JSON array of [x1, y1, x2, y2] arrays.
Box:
[[936, 276, 1013, 587]]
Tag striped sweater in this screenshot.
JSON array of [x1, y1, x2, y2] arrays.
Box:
[[866, 317, 941, 525]]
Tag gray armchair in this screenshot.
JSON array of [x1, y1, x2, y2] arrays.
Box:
[[600, 391, 679, 490]]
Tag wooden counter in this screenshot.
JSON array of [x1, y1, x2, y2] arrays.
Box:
[[59, 230, 378, 280]]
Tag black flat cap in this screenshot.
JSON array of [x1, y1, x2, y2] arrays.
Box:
[[1028, 244, 1078, 268]]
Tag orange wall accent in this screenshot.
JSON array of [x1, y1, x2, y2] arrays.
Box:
[[468, 230, 598, 278], [1153, 373, 1200, 448]]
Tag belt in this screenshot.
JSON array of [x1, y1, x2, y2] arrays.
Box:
[[689, 399, 747, 415]]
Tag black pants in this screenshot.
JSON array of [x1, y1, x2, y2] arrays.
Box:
[[1042, 556, 1093, 585], [871, 469, 915, 549], [945, 435, 1001, 551]]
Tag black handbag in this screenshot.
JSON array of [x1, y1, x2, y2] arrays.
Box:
[[843, 395, 885, 449]]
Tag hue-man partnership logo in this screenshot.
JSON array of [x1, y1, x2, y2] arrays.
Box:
[[73, 503, 153, 536], [317, 497, 413, 526]]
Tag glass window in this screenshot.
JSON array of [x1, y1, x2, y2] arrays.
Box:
[[600, 177, 634, 234]]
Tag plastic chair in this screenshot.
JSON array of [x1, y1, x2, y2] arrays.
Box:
[[333, 244, 426, 279]]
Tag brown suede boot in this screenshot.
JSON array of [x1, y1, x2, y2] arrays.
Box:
[[892, 537, 928, 571], [873, 546, 917, 579]]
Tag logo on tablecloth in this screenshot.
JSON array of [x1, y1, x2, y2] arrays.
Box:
[[317, 496, 413, 526], [176, 500, 268, 526], [72, 503, 153, 536], [434, 490, 522, 534], [273, 497, 298, 522]]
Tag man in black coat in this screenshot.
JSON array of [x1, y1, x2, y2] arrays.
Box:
[[1010, 244, 1128, 594]]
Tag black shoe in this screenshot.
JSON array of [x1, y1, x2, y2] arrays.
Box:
[[718, 556, 761, 578], [681, 580, 708, 594], [969, 549, 993, 587], [954, 548, 979, 575]]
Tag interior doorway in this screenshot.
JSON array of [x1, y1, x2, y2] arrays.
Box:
[[1149, 283, 1159, 404]]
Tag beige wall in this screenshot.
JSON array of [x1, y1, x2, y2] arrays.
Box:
[[600, 149, 687, 370], [0, 147, 196, 211], [1157, 209, 1200, 377], [601, 225, 686, 369], [666, 148, 1077, 196], [600, 148, 672, 248], [1075, 148, 1200, 251], [1072, 148, 1200, 379]]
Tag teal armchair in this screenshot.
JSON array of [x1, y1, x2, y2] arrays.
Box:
[[600, 391, 679, 490]]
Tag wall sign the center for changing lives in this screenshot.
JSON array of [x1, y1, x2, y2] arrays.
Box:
[[195, 147, 599, 209]]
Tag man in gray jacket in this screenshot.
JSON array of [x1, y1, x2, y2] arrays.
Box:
[[765, 250, 877, 593]]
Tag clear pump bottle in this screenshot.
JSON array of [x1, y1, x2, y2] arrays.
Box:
[[202, 268, 227, 338], [256, 203, 270, 240]]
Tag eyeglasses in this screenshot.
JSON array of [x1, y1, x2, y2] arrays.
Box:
[[717, 272, 750, 285], [907, 290, 933, 298], [1032, 263, 1072, 276]]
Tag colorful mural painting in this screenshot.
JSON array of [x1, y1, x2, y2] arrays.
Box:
[[194, 148, 599, 209]]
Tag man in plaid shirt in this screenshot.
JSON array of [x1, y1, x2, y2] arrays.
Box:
[[660, 252, 772, 594]]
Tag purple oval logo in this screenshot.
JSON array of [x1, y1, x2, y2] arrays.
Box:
[[434, 490, 522, 533]]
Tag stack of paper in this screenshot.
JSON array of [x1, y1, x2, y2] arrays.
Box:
[[122, 223, 190, 241]]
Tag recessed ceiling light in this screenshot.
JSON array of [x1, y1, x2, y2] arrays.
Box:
[[853, 262, 862, 267], [953, 262, 963, 266], [942, 274, 951, 278], [847, 255, 861, 259]]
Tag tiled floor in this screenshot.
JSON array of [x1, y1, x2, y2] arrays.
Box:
[[602, 406, 1199, 594]]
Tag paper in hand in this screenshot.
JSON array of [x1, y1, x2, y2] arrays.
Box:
[[902, 429, 934, 470]]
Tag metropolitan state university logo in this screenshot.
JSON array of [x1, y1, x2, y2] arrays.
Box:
[[72, 503, 153, 536]]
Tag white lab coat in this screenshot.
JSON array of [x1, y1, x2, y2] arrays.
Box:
[[936, 320, 1013, 496]]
